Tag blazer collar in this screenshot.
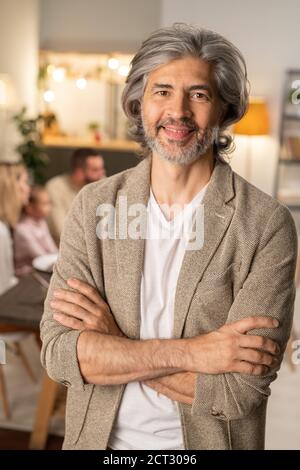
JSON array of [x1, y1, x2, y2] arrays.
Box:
[[125, 155, 235, 207]]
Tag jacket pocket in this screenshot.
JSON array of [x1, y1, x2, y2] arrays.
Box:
[[64, 384, 95, 445], [198, 262, 241, 290]]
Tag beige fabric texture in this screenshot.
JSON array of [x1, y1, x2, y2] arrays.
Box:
[[46, 174, 79, 245], [40, 156, 298, 450]]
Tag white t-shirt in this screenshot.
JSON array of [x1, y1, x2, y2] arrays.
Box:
[[108, 184, 208, 450]]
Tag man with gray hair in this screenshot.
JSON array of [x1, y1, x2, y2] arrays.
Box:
[[41, 24, 297, 450]]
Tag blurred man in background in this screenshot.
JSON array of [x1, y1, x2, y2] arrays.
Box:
[[46, 147, 106, 244]]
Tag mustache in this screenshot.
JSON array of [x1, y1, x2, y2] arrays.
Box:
[[156, 118, 199, 131]]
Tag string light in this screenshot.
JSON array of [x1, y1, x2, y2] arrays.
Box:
[[52, 67, 65, 82], [118, 65, 129, 77], [43, 89, 55, 103], [108, 58, 119, 70], [76, 78, 87, 90]]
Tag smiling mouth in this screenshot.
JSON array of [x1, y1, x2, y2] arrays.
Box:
[[160, 126, 195, 141]]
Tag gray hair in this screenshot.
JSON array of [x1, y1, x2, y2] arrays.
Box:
[[122, 23, 249, 159]]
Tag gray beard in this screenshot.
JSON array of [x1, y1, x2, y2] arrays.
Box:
[[144, 126, 219, 166]]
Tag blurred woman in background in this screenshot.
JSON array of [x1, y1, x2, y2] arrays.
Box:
[[0, 162, 30, 295]]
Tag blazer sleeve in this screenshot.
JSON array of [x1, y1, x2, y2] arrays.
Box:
[[191, 204, 298, 420], [40, 187, 97, 391]]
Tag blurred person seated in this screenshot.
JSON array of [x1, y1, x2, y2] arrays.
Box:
[[14, 186, 58, 277], [0, 162, 30, 295], [46, 148, 106, 245], [0, 163, 37, 419]]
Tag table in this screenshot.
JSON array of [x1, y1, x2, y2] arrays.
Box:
[[0, 271, 50, 330], [0, 271, 62, 450]]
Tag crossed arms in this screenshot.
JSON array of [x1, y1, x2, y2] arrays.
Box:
[[50, 277, 280, 406]]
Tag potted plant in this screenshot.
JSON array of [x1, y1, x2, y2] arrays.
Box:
[[87, 121, 102, 143], [12, 107, 49, 184]]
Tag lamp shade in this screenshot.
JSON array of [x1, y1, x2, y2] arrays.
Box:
[[233, 98, 269, 136]]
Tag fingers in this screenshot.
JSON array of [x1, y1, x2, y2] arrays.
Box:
[[240, 334, 280, 355], [53, 312, 83, 330], [233, 361, 270, 376], [67, 278, 106, 308], [51, 298, 98, 324], [53, 288, 100, 316], [237, 348, 279, 368], [230, 316, 279, 334]]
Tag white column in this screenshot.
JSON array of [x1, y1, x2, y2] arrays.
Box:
[[0, 0, 39, 161]]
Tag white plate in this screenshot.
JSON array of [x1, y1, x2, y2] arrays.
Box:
[[32, 253, 58, 273]]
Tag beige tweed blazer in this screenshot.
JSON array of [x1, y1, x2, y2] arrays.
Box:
[[40, 156, 297, 450]]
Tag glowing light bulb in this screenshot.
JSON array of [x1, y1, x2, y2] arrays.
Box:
[[52, 67, 65, 82], [108, 58, 119, 70], [43, 90, 55, 103], [76, 78, 87, 90], [118, 65, 129, 77]]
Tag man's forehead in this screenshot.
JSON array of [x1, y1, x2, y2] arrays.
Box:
[[86, 155, 103, 165], [145, 57, 214, 89]]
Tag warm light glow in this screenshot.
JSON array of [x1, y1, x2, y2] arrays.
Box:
[[0, 80, 7, 106], [47, 64, 55, 75], [52, 67, 65, 82], [43, 89, 55, 103], [76, 78, 87, 90], [118, 65, 129, 77], [0, 74, 16, 109], [108, 58, 120, 70], [233, 98, 269, 136]]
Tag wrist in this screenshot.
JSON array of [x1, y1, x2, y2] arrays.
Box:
[[153, 338, 190, 371]]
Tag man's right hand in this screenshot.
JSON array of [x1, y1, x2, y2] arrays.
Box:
[[185, 316, 281, 376]]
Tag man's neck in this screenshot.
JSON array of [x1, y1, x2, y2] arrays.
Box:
[[150, 150, 215, 206]]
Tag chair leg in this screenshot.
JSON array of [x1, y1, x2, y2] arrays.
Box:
[[29, 372, 60, 450], [14, 342, 36, 383], [0, 365, 10, 419]]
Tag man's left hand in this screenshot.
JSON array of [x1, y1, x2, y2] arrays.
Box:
[[50, 278, 124, 337]]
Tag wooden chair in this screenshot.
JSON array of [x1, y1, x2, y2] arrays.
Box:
[[0, 328, 36, 419]]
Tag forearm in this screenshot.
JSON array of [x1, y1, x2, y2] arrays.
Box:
[[144, 372, 196, 405], [77, 330, 188, 385]]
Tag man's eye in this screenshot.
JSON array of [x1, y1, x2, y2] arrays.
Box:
[[156, 90, 169, 96], [193, 92, 209, 100]]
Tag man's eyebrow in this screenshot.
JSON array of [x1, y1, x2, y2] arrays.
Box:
[[150, 83, 213, 95], [151, 83, 173, 90]]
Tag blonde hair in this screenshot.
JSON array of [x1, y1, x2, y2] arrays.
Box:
[[0, 162, 26, 227]]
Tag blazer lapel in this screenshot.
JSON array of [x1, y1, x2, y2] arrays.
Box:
[[173, 160, 235, 338], [115, 157, 151, 339]]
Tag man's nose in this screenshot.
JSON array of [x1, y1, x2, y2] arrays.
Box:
[[167, 94, 192, 119]]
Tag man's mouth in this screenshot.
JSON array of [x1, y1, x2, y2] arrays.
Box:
[[160, 126, 195, 141]]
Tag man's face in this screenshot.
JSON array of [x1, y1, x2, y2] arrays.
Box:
[[84, 156, 106, 183], [141, 56, 222, 165]]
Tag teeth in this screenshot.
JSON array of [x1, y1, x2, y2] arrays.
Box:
[[165, 128, 191, 134]]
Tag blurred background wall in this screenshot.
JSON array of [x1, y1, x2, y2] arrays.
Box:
[[40, 0, 161, 53]]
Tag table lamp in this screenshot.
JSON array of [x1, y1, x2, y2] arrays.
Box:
[[233, 97, 269, 180]]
